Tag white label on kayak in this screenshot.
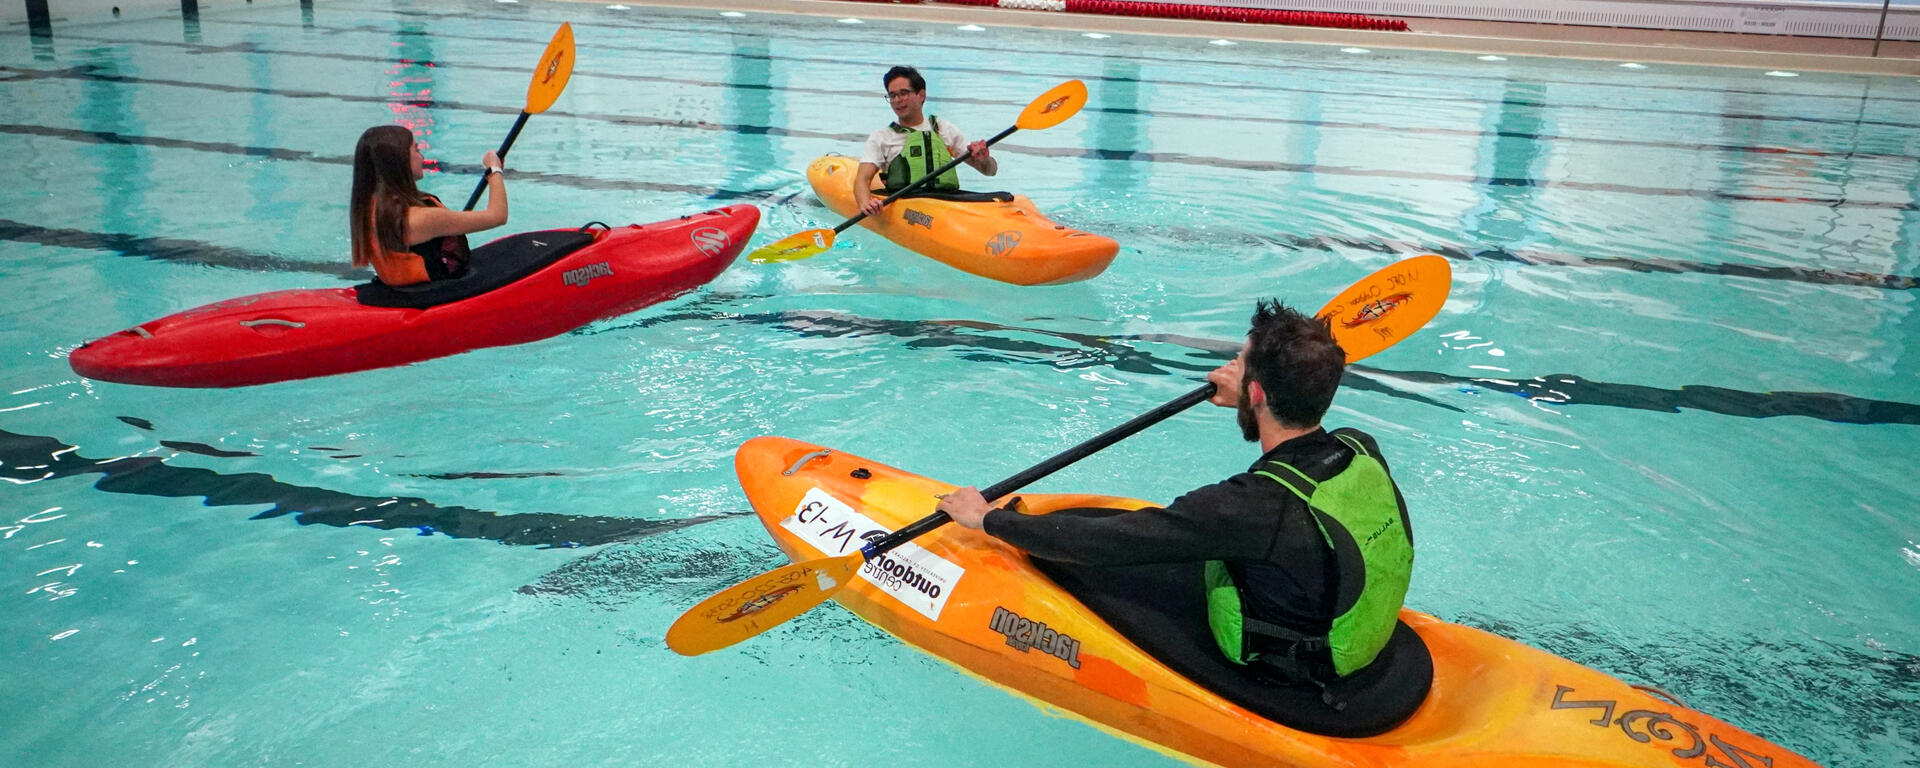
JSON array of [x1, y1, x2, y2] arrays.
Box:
[[780, 487, 965, 621]]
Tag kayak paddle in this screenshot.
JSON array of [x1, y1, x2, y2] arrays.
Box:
[[665, 254, 1454, 655], [746, 79, 1089, 264], [462, 22, 576, 211]]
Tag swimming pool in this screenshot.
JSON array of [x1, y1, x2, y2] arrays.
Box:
[[3, 0, 1917, 765]]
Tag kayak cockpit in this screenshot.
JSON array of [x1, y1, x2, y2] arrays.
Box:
[[353, 224, 603, 309]]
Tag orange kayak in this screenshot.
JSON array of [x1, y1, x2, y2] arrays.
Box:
[[738, 436, 1821, 768], [805, 155, 1119, 286]]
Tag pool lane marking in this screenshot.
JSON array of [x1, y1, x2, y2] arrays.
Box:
[[0, 120, 775, 200], [5, 64, 1914, 212], [2, 208, 1912, 424], [0, 426, 732, 548], [0, 149, 1912, 292], [60, 20, 1920, 139], [315, 3, 1920, 109], [584, 306, 1920, 427], [17, 27, 1905, 168], [274, 13, 1920, 130], [0, 215, 361, 277]]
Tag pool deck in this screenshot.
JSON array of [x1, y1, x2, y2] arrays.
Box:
[[575, 0, 1920, 75]]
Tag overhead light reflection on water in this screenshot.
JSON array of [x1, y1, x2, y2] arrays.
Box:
[[1438, 329, 1502, 356]]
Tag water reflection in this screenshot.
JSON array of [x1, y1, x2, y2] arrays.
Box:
[[1088, 58, 1144, 193], [1462, 80, 1547, 252], [721, 33, 779, 195], [181, 0, 202, 45], [387, 23, 440, 174], [27, 0, 55, 62]]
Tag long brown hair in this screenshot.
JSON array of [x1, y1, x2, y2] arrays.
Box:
[[349, 125, 426, 267]]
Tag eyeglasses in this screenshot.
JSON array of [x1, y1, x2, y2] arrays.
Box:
[[885, 89, 919, 101]]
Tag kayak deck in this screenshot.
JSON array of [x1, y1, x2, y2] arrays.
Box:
[[737, 436, 1818, 768], [806, 155, 1119, 286], [69, 205, 758, 387]]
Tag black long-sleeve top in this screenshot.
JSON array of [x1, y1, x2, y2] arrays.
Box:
[[982, 427, 1406, 631]]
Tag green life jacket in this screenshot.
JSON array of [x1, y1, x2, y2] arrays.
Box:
[[1205, 433, 1413, 682], [884, 116, 960, 193]]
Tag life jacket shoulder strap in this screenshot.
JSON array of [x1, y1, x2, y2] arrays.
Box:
[[888, 116, 941, 135], [1254, 460, 1317, 502], [1333, 432, 1371, 458]]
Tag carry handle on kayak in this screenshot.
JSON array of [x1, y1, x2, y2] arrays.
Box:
[[462, 23, 576, 211], [663, 255, 1453, 656], [744, 80, 1090, 264]]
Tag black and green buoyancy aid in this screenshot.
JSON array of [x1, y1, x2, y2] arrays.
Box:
[[884, 116, 961, 192], [1205, 433, 1413, 682]]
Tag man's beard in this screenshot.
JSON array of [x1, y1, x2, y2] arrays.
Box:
[[1237, 387, 1259, 443]]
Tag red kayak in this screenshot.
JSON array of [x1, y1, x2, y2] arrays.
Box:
[[70, 205, 758, 388]]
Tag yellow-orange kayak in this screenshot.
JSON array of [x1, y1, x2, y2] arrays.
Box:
[[738, 435, 1821, 768], [805, 155, 1119, 286]]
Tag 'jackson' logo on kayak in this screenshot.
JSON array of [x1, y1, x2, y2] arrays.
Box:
[[989, 607, 1082, 669], [985, 230, 1022, 258], [903, 209, 934, 229], [1549, 685, 1775, 768], [562, 262, 614, 287], [691, 227, 730, 257], [1341, 292, 1412, 328]]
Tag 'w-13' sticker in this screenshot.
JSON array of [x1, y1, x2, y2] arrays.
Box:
[[780, 487, 965, 621]]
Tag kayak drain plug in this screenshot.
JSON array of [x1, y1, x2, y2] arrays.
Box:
[[850, 468, 872, 479]]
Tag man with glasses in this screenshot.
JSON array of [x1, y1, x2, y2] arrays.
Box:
[[855, 65, 998, 215]]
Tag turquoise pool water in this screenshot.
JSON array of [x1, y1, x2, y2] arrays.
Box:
[[4, 1, 1918, 765]]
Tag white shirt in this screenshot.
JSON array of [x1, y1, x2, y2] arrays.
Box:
[[860, 116, 969, 170]]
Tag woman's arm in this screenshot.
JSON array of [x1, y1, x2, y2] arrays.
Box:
[[406, 151, 508, 243]]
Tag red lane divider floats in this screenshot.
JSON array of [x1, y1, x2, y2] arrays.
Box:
[[916, 0, 1408, 31]]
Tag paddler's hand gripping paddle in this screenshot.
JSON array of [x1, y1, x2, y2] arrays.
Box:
[[666, 255, 1453, 655], [746, 80, 1089, 264]]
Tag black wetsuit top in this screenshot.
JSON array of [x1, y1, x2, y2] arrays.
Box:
[[983, 427, 1408, 643]]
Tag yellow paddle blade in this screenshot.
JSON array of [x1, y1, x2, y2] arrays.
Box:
[[1315, 254, 1452, 364], [1015, 79, 1088, 131], [525, 23, 575, 114], [746, 228, 835, 264], [665, 553, 865, 655]]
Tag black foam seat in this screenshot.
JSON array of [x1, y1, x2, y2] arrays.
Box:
[[354, 228, 599, 309], [1035, 557, 1433, 739]]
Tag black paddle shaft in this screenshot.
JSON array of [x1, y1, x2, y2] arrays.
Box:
[[462, 111, 531, 211], [832, 124, 1019, 235], [858, 382, 1218, 560]]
